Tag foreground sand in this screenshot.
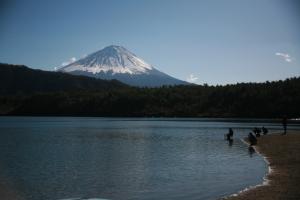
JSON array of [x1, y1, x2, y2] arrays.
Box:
[[224, 131, 300, 200], [0, 178, 23, 200]]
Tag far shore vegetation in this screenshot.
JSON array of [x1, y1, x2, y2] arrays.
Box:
[[1, 63, 300, 118]]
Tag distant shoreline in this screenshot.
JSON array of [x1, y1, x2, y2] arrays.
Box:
[[1, 115, 299, 121], [223, 131, 300, 200]]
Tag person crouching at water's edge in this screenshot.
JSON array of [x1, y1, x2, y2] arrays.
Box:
[[248, 132, 257, 146], [226, 128, 234, 141]]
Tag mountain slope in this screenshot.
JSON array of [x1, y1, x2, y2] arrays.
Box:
[[58, 45, 188, 87], [0, 63, 126, 95]]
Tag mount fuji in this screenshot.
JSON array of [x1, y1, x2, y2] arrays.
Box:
[[58, 45, 188, 87]]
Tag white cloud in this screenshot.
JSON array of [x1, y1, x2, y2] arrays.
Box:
[[81, 54, 87, 58], [186, 74, 198, 83], [275, 52, 293, 63], [54, 67, 57, 71], [61, 57, 77, 67]]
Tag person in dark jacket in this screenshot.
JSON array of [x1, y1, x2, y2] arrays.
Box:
[[253, 127, 261, 137], [226, 128, 234, 141], [248, 132, 257, 146], [262, 126, 268, 135]]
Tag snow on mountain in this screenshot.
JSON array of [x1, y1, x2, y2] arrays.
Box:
[[58, 45, 188, 87]]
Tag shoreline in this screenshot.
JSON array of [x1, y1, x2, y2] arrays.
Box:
[[224, 138, 273, 198], [223, 131, 300, 200]]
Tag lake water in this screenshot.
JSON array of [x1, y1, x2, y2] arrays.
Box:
[[0, 117, 298, 200]]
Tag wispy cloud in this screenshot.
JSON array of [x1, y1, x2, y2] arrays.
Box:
[[275, 52, 293, 63], [61, 57, 77, 67], [186, 74, 198, 83], [81, 54, 87, 59]]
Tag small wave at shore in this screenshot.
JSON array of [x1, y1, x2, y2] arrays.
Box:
[[222, 138, 273, 199]]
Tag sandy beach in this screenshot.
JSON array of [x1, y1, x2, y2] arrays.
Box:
[[224, 131, 300, 200]]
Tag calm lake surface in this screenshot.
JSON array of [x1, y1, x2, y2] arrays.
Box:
[[0, 117, 299, 200]]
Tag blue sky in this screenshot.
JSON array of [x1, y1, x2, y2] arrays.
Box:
[[0, 0, 299, 85]]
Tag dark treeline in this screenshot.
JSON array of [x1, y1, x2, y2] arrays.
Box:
[[0, 63, 126, 95], [0, 64, 300, 118]]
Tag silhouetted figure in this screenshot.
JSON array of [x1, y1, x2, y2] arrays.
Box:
[[282, 116, 287, 135], [257, 127, 262, 134], [253, 127, 261, 137], [226, 128, 234, 141], [262, 126, 268, 135], [229, 128, 233, 136], [248, 132, 257, 146], [253, 127, 257, 133]]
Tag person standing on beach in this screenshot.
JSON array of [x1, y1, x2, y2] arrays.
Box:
[[282, 116, 287, 135]]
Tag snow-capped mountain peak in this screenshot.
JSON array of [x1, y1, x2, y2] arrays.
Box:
[[59, 45, 153, 75], [58, 45, 188, 87]]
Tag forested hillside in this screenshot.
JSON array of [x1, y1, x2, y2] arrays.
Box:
[[1, 64, 299, 118], [0, 63, 126, 95]]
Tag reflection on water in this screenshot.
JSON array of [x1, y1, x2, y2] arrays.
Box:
[[248, 146, 256, 157], [0, 117, 297, 200], [228, 139, 233, 147]]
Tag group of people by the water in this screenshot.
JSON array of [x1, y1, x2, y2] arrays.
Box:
[[248, 126, 268, 146], [224, 117, 288, 148], [252, 126, 269, 137], [224, 127, 268, 146]]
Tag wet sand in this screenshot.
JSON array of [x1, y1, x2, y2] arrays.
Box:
[[224, 131, 300, 200], [0, 178, 23, 200]]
